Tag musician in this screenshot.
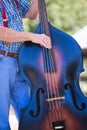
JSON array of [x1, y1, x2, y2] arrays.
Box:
[[0, 0, 51, 129]]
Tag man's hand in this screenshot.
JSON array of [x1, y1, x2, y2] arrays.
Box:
[[31, 34, 52, 49]]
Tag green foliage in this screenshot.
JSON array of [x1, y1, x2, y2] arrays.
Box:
[[23, 0, 87, 34]]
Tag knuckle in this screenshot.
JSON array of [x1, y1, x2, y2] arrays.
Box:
[[43, 34, 46, 37], [42, 34, 45, 36]]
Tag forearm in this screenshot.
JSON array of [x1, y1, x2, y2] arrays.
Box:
[[26, 0, 39, 19], [0, 26, 51, 49], [0, 26, 34, 42]]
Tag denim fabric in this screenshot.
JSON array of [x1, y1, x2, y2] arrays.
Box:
[[0, 54, 30, 130]]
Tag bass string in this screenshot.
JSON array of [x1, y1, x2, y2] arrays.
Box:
[[40, 0, 57, 122], [37, 1, 55, 123], [39, 0, 63, 121], [42, 0, 63, 120], [40, 0, 62, 120], [52, 72, 62, 120], [45, 62, 62, 121], [49, 49, 63, 120], [39, 0, 51, 37], [47, 51, 62, 121], [45, 73, 58, 122]]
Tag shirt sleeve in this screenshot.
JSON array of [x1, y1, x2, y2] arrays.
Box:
[[19, 0, 30, 18]]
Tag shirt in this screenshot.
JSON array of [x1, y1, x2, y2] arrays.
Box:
[[0, 0, 30, 53]]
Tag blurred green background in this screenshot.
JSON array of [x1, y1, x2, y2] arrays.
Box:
[[23, 0, 87, 96], [23, 0, 87, 34]]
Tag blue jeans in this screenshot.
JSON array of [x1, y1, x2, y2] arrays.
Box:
[[0, 54, 30, 130]]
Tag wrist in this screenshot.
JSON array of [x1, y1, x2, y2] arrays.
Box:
[[26, 32, 35, 42]]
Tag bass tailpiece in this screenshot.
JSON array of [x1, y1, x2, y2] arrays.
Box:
[[52, 120, 65, 130]]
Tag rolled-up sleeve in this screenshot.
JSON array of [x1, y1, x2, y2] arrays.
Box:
[[19, 0, 30, 18]]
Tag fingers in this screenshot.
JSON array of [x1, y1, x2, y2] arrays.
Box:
[[32, 33, 52, 49], [40, 34, 52, 49]]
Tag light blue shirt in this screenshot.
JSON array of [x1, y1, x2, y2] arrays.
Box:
[[0, 0, 30, 53]]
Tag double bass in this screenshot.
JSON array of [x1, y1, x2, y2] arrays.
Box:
[[18, 0, 87, 130]]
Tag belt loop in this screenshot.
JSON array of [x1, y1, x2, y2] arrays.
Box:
[[5, 46, 8, 56]]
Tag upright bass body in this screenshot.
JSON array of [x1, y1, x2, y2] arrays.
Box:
[[18, 23, 87, 130], [19, 0, 87, 129]]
